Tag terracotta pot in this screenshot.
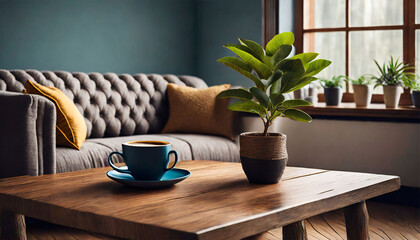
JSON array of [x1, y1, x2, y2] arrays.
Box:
[[353, 85, 372, 107], [383, 85, 403, 108], [412, 90, 420, 108], [324, 87, 343, 106], [239, 132, 287, 184], [399, 88, 413, 106]]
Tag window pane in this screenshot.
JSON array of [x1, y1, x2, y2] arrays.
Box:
[[349, 30, 403, 93], [417, 0, 420, 23], [304, 32, 345, 80], [304, 0, 345, 29], [350, 0, 403, 27], [416, 30, 420, 69]]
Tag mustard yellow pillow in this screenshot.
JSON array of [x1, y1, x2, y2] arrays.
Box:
[[162, 84, 233, 139], [24, 80, 87, 150]]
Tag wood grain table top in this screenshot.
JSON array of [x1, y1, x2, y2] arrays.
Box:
[[0, 161, 400, 240]]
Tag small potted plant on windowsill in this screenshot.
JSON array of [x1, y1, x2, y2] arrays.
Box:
[[217, 32, 331, 184], [319, 76, 346, 106], [403, 75, 420, 108], [373, 56, 412, 108], [350, 75, 373, 107]]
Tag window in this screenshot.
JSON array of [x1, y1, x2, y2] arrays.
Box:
[[263, 0, 420, 120], [294, 0, 418, 97]]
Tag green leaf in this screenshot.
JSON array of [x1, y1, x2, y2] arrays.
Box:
[[273, 58, 316, 93], [270, 78, 282, 95], [290, 53, 319, 69], [287, 77, 317, 93], [273, 45, 292, 64], [270, 93, 285, 107], [262, 55, 274, 69], [228, 100, 266, 118], [274, 58, 303, 73], [218, 56, 252, 71], [279, 60, 306, 93], [280, 99, 312, 108], [283, 108, 312, 122], [280, 72, 307, 93], [304, 59, 332, 77], [266, 70, 282, 86], [249, 87, 269, 108], [239, 38, 265, 60], [319, 75, 347, 88], [225, 45, 272, 79], [217, 57, 265, 89], [224, 44, 260, 60], [266, 32, 295, 56], [217, 88, 253, 100], [270, 110, 283, 121]]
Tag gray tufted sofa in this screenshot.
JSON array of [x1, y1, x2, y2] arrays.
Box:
[[0, 70, 240, 179]]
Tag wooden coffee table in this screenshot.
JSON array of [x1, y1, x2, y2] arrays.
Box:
[[0, 161, 399, 240]]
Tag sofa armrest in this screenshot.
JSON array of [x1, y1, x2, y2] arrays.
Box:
[[0, 91, 56, 177]]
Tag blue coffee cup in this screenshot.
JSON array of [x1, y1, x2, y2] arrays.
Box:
[[108, 140, 178, 180]]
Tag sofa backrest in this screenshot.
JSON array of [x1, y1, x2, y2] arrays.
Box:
[[0, 70, 208, 138]]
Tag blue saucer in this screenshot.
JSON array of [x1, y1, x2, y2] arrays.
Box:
[[106, 167, 190, 189]]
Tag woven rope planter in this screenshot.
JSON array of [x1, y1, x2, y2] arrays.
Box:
[[240, 132, 288, 184]]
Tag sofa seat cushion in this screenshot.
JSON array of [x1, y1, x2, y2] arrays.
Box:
[[56, 134, 240, 173], [164, 134, 239, 162], [88, 134, 240, 162], [56, 141, 116, 173], [56, 135, 191, 173], [88, 135, 193, 161]]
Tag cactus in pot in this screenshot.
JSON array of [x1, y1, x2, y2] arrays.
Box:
[[373, 56, 413, 108]]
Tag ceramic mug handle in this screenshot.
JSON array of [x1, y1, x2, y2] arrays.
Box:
[[108, 151, 131, 174], [166, 150, 178, 171]]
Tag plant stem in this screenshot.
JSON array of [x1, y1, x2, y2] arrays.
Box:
[[263, 121, 270, 137]]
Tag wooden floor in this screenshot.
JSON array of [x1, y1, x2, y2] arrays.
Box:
[[24, 201, 419, 240]]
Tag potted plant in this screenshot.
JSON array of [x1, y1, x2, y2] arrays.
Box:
[[350, 75, 373, 107], [373, 56, 412, 108], [217, 32, 331, 184], [403, 75, 420, 108], [319, 76, 346, 106]]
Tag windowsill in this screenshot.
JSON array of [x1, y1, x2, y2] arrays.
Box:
[[298, 103, 420, 122]]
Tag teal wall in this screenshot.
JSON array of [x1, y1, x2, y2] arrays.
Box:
[[196, 0, 262, 87], [0, 0, 262, 86], [0, 0, 195, 75]]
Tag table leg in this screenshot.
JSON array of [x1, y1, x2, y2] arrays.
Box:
[[243, 220, 307, 240], [283, 220, 307, 240], [0, 210, 27, 240], [242, 232, 272, 240], [344, 201, 369, 240]]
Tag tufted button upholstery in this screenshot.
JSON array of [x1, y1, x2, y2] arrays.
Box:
[[0, 70, 208, 138]]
